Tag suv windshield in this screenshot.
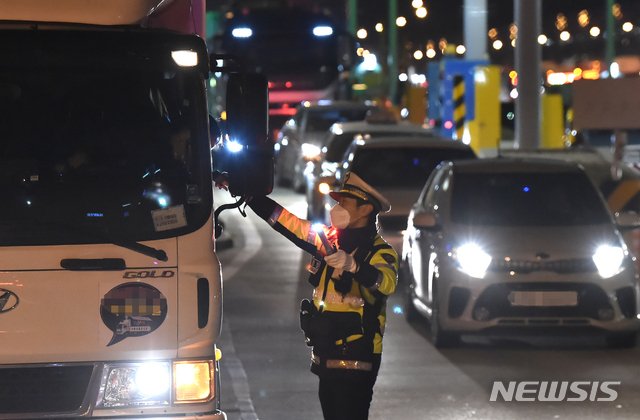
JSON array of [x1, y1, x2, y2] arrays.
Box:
[[0, 30, 212, 247], [451, 172, 612, 226]]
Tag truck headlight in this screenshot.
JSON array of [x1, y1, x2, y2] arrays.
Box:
[[99, 362, 171, 408], [454, 243, 492, 279], [174, 361, 214, 402], [97, 360, 215, 409], [593, 245, 625, 278]]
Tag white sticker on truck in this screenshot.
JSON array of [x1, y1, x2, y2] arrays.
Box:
[[152, 205, 187, 231]]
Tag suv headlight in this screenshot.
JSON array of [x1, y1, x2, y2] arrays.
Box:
[[454, 243, 492, 279], [96, 360, 214, 409], [593, 245, 625, 278]]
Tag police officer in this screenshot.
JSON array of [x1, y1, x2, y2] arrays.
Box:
[[246, 172, 398, 420]]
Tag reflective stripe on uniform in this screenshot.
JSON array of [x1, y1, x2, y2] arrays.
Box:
[[313, 289, 365, 307], [311, 354, 373, 371], [267, 205, 284, 227], [307, 227, 317, 245]]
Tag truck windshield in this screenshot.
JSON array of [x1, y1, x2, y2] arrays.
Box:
[[0, 31, 212, 247]]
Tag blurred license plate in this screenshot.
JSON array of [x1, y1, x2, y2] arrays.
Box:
[[508, 291, 578, 306]]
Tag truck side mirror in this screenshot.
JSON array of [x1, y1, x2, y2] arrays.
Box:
[[210, 53, 274, 197], [224, 73, 273, 197]]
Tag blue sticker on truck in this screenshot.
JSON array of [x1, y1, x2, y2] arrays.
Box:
[[100, 282, 167, 346]]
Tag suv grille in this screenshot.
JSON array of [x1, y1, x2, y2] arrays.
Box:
[[490, 257, 597, 274]]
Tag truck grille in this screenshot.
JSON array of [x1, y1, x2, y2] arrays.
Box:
[[0, 365, 94, 415]]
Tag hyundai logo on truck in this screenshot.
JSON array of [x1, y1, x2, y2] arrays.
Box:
[[0, 289, 18, 314]]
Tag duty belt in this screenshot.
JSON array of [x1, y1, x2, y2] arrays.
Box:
[[313, 289, 365, 307], [311, 354, 373, 372]]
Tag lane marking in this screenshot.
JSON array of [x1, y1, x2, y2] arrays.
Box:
[[220, 318, 259, 420], [215, 192, 260, 419], [221, 207, 262, 283]]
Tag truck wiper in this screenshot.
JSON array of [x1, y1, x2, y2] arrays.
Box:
[[38, 221, 169, 262]]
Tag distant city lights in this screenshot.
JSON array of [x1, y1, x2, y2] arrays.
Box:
[[538, 34, 548, 44], [456, 45, 466, 54], [416, 7, 427, 18], [357, 28, 367, 39], [375, 23, 383, 32], [560, 31, 571, 41], [492, 40, 503, 50], [622, 22, 634, 32], [396, 17, 407, 27], [590, 27, 600, 37]]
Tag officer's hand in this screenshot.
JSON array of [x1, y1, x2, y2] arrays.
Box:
[[213, 171, 229, 191], [324, 250, 357, 273]]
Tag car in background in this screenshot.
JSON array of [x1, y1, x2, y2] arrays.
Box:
[[492, 147, 640, 214], [402, 158, 640, 348], [305, 115, 435, 221], [493, 146, 640, 271], [274, 100, 378, 192], [318, 136, 477, 252]]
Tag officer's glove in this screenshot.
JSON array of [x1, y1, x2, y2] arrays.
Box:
[[324, 250, 358, 273]]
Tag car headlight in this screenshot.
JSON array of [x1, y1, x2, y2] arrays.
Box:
[[96, 360, 214, 409], [592, 245, 625, 278], [454, 243, 492, 279], [301, 143, 321, 159]]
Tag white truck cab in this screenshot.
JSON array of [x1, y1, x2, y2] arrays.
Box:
[[0, 1, 272, 419]]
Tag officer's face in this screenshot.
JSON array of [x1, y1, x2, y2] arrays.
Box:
[[337, 196, 373, 228]]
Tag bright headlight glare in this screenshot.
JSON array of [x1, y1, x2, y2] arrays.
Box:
[[593, 245, 625, 278], [171, 50, 198, 67], [99, 362, 171, 408], [455, 243, 492, 278], [313, 26, 333, 36], [227, 140, 243, 153], [301, 143, 321, 159], [174, 361, 213, 402], [232, 27, 252, 38]]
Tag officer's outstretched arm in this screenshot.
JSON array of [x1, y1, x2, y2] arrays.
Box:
[[247, 196, 324, 256]]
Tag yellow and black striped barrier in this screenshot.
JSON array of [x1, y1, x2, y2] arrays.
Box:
[[452, 75, 465, 141]]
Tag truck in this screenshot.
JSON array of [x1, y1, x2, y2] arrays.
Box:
[[0, 1, 272, 419], [209, 6, 359, 142]]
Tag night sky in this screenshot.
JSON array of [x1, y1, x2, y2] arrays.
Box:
[[356, 0, 640, 48]]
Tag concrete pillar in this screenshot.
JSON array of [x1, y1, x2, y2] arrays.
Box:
[[463, 0, 488, 61], [514, 0, 541, 149]]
